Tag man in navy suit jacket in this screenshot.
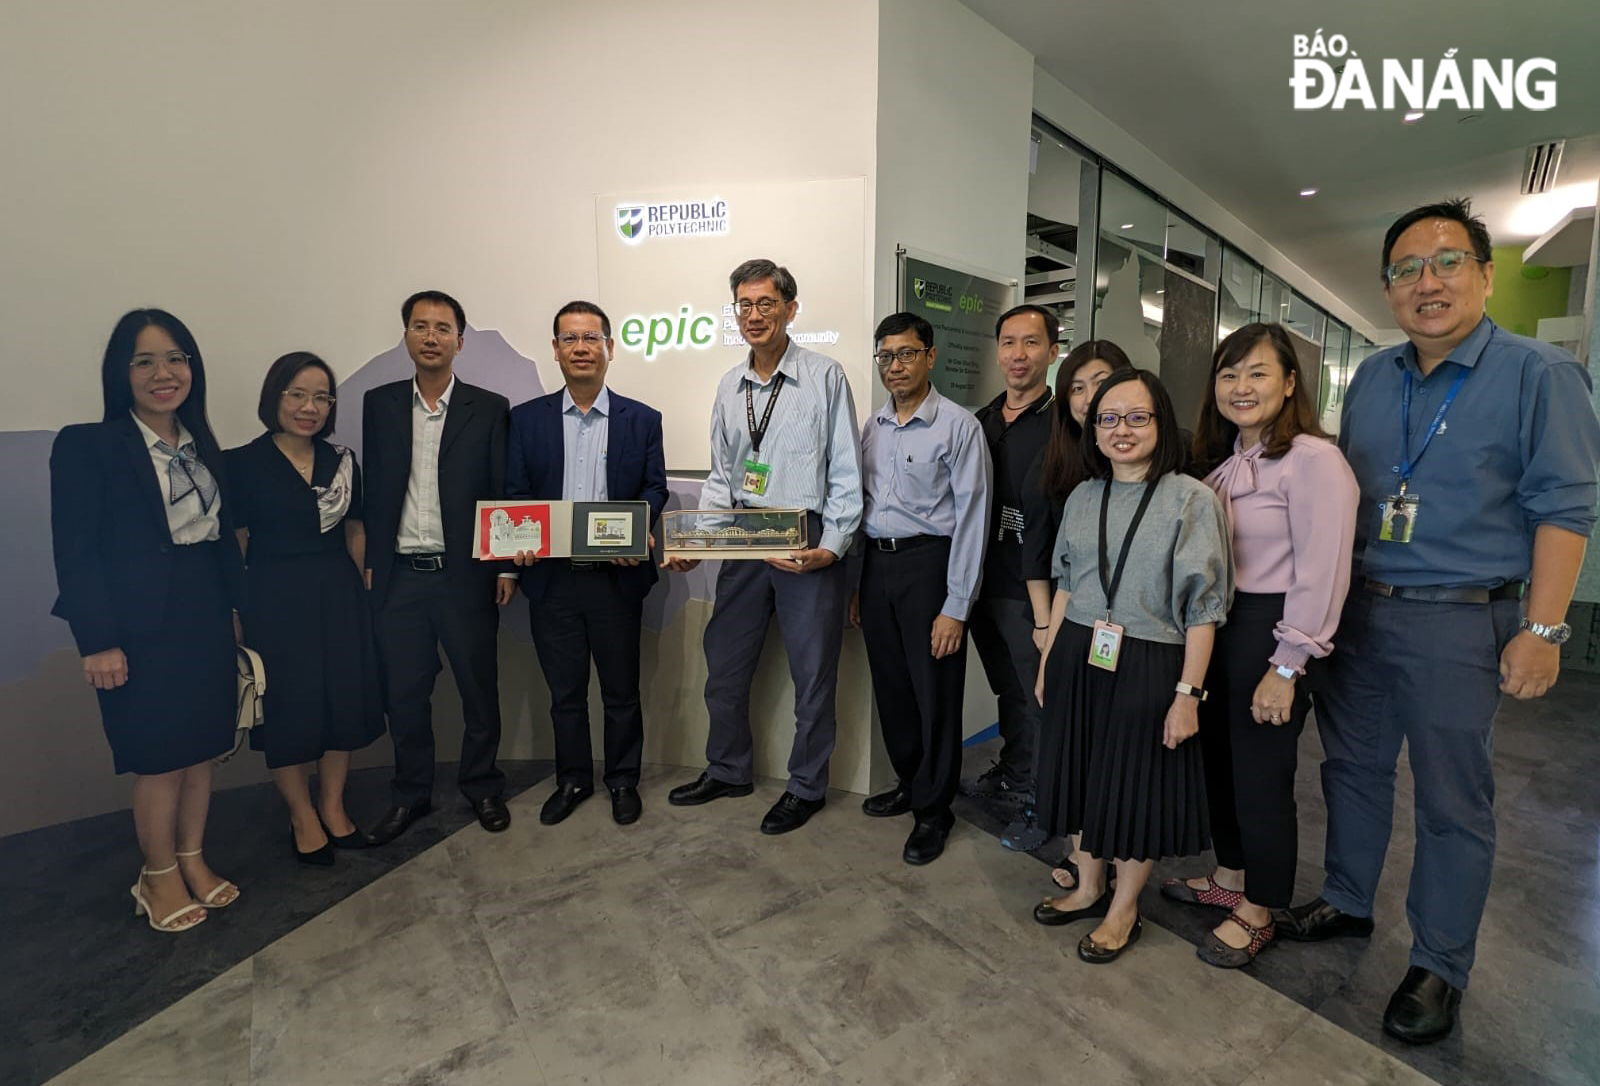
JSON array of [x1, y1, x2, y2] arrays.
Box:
[[507, 300, 668, 827]]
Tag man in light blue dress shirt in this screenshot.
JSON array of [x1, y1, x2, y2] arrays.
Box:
[[666, 259, 864, 836], [850, 312, 991, 865]]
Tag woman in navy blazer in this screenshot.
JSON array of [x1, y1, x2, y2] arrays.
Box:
[[50, 309, 245, 933]]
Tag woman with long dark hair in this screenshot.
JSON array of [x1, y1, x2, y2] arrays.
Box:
[[50, 309, 243, 932], [1030, 369, 1231, 962], [226, 353, 384, 864], [1006, 340, 1131, 860], [1162, 323, 1357, 966]]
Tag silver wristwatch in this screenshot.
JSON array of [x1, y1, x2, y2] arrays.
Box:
[[1519, 618, 1571, 645], [1273, 665, 1299, 681]]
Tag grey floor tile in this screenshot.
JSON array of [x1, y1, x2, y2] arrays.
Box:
[[1237, 1013, 1439, 1086]]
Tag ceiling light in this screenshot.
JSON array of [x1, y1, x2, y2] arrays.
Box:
[[1120, 223, 1134, 230], [1299, 188, 1318, 197], [1402, 111, 1425, 124]]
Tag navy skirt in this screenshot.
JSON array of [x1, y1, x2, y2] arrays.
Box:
[[1036, 620, 1210, 862], [96, 541, 237, 775]]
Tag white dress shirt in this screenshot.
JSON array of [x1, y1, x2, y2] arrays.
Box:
[[396, 376, 454, 554]]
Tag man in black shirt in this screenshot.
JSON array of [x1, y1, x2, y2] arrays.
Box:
[[960, 305, 1057, 837]]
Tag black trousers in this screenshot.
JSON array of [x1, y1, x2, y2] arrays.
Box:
[[967, 594, 1040, 789], [1198, 592, 1310, 908], [859, 538, 966, 817], [375, 565, 505, 806], [528, 563, 645, 790]]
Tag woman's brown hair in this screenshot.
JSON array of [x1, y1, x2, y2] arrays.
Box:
[[1191, 322, 1327, 477]]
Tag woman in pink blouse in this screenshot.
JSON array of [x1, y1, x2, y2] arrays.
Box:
[[1164, 323, 1358, 967]]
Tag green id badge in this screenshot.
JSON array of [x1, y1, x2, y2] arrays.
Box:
[[741, 458, 772, 497]]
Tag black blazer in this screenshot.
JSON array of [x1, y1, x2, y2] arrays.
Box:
[[50, 417, 244, 656], [506, 389, 669, 605], [361, 378, 510, 605]]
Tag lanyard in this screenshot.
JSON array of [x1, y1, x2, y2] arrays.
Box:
[[745, 372, 786, 458], [1398, 365, 1468, 489], [1097, 477, 1158, 620]]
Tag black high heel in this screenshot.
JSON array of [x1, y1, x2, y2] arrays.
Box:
[[292, 829, 335, 866], [320, 815, 367, 850]]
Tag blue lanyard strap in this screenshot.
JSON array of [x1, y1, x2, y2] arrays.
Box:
[[1399, 365, 1468, 485]]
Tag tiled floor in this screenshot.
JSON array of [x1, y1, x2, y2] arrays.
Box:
[[13, 669, 1600, 1086]]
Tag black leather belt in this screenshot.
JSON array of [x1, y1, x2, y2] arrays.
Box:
[[870, 534, 945, 553], [1363, 579, 1524, 604], [569, 560, 603, 571], [398, 553, 446, 572]]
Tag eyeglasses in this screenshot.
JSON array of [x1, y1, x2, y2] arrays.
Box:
[[556, 332, 607, 347], [732, 298, 785, 317], [407, 320, 459, 337], [1094, 410, 1154, 429], [1383, 248, 1484, 286], [129, 352, 191, 374], [282, 389, 336, 409], [873, 347, 930, 369]]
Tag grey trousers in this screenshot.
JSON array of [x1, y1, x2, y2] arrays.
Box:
[[1315, 591, 1521, 991], [701, 519, 848, 801]]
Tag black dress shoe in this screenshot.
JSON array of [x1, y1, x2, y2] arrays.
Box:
[[291, 830, 335, 867], [667, 771, 754, 806], [1078, 917, 1143, 963], [539, 784, 594, 826], [472, 795, 511, 833], [759, 791, 825, 835], [1033, 889, 1111, 926], [610, 786, 642, 825], [902, 812, 954, 865], [862, 785, 912, 818], [365, 802, 432, 847], [1383, 966, 1461, 1044], [1273, 896, 1375, 942]]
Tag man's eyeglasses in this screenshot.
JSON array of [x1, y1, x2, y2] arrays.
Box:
[[129, 352, 191, 374], [282, 389, 336, 410], [407, 321, 459, 338], [873, 347, 930, 369], [1094, 410, 1154, 429], [732, 298, 785, 317], [1382, 248, 1484, 286], [556, 332, 607, 347]]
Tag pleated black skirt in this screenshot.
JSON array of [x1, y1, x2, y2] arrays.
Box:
[[95, 541, 237, 775], [1036, 620, 1209, 862]]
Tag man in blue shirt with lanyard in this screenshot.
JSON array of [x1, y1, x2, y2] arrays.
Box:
[[1276, 199, 1600, 1044], [665, 259, 864, 836]]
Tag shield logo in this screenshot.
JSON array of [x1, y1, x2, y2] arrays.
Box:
[[912, 278, 926, 300], [616, 205, 645, 242]]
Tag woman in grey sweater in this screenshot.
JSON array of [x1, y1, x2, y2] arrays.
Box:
[[1030, 369, 1232, 963]]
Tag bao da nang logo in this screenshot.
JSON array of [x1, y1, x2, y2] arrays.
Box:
[[1290, 31, 1556, 111], [614, 199, 730, 245]]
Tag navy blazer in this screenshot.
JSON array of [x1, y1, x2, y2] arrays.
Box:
[[506, 388, 668, 605], [50, 416, 245, 656]]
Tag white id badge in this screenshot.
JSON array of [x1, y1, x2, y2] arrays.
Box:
[[1089, 619, 1124, 672]]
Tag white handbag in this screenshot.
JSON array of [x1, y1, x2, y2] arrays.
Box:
[[217, 645, 266, 763]]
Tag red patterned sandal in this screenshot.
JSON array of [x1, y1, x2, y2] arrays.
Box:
[[1158, 874, 1244, 909], [1196, 911, 1276, 968]]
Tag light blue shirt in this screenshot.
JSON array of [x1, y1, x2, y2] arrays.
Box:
[[702, 339, 863, 557], [560, 386, 610, 502], [861, 385, 992, 620]]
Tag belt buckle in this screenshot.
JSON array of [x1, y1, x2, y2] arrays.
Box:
[[1365, 579, 1395, 598], [877, 537, 898, 552], [407, 554, 444, 572]]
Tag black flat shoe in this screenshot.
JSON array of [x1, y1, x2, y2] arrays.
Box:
[[291, 830, 335, 867], [862, 785, 912, 818], [366, 801, 432, 847], [1383, 966, 1461, 1044], [759, 791, 825, 835], [1078, 917, 1142, 963], [1272, 896, 1375, 942], [1033, 889, 1111, 927], [667, 771, 754, 807], [539, 783, 594, 826], [610, 786, 642, 825], [472, 795, 511, 833], [902, 812, 954, 865]]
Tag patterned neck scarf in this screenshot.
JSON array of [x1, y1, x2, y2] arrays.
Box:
[[1204, 438, 1266, 526], [154, 439, 219, 513]]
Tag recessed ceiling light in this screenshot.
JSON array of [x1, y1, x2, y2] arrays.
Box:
[[1299, 188, 1318, 197], [1120, 223, 1134, 230], [1403, 110, 1426, 124]]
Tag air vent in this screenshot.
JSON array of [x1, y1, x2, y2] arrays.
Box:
[[1521, 141, 1564, 195]]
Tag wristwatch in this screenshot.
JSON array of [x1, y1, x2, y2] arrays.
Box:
[[1273, 665, 1299, 681], [1519, 618, 1572, 645], [1174, 682, 1208, 701]]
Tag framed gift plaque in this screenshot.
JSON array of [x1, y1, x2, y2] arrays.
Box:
[[473, 500, 651, 560], [660, 508, 808, 560]]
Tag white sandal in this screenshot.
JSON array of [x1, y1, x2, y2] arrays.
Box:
[[130, 863, 208, 933], [176, 849, 240, 908]]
